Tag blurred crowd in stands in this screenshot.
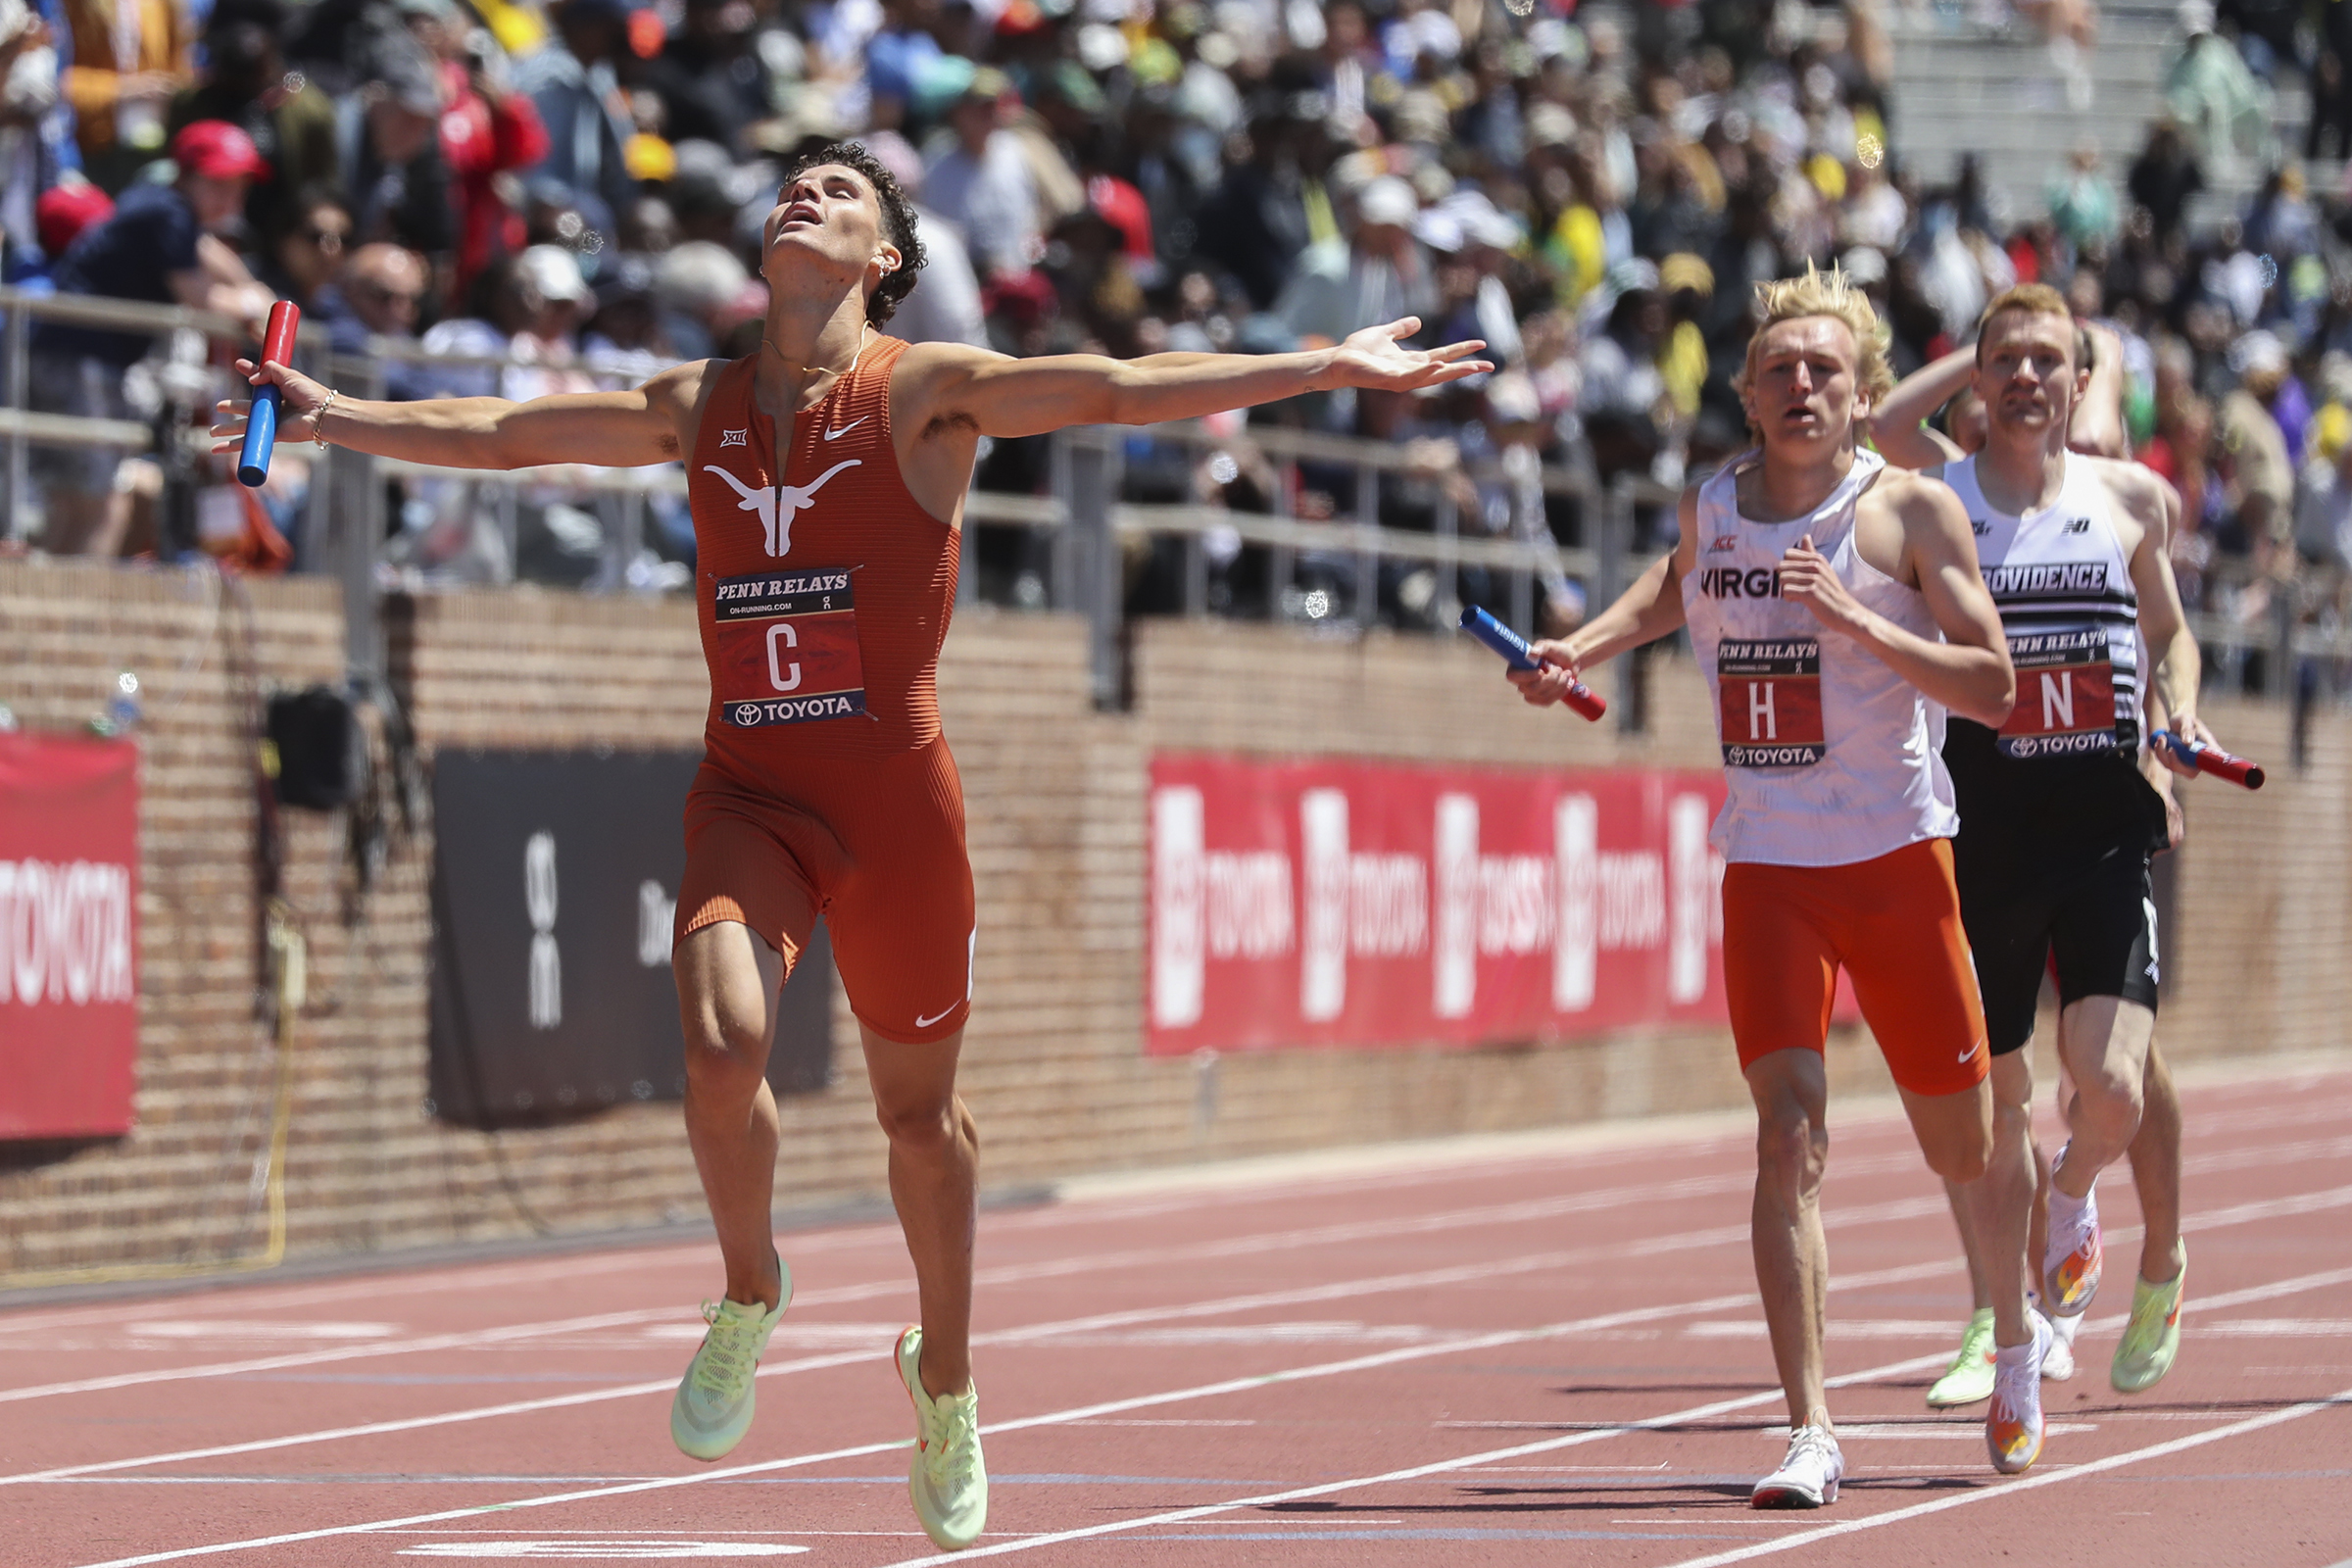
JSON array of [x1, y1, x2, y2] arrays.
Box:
[[0, 0, 2347, 647]]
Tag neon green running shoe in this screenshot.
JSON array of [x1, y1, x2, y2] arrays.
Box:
[[669, 1263, 791, 1461], [2112, 1245, 2186, 1395], [896, 1325, 987, 1550], [1927, 1308, 1997, 1408]]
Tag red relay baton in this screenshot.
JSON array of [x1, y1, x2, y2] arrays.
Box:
[[2152, 728, 2265, 790], [236, 301, 302, 488], [1459, 606, 1607, 720]]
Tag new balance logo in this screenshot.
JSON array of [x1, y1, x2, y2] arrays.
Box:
[[1971, 517, 1991, 536], [702, 459, 861, 557], [719, 428, 749, 448], [2064, 516, 2093, 533]]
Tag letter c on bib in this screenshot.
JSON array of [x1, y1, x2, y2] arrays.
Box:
[[766, 622, 802, 692]]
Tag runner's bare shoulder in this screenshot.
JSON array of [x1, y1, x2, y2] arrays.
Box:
[[2074, 453, 2169, 536]]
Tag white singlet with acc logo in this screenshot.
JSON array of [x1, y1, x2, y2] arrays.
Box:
[[1941, 453, 2141, 760], [1680, 447, 1959, 867]]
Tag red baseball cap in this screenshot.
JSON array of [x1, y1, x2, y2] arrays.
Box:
[[36, 181, 113, 255], [172, 120, 273, 181]]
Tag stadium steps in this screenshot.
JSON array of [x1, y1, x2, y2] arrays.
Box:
[[1883, 0, 2319, 231]]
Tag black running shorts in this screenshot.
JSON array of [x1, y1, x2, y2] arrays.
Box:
[[1956, 847, 2160, 1056]]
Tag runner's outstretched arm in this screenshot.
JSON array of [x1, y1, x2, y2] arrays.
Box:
[[1870, 348, 1972, 469], [895, 318, 1491, 439], [212, 356, 709, 470], [1509, 487, 1698, 709], [1779, 474, 2015, 727]]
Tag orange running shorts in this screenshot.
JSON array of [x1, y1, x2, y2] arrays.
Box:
[[675, 737, 975, 1045], [1720, 836, 1989, 1098]]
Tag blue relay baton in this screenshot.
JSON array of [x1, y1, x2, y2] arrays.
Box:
[[237, 301, 300, 488], [1459, 605, 1606, 719]]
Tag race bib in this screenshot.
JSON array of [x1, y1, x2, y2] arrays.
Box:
[[2000, 626, 2125, 759], [1717, 639, 1825, 766], [710, 567, 867, 727]]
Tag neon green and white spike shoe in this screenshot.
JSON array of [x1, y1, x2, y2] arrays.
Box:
[[669, 1262, 791, 1461], [1926, 1308, 1996, 1408], [2113, 1245, 2186, 1395], [896, 1325, 987, 1551]]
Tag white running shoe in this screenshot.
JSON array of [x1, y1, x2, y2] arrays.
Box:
[[669, 1265, 791, 1461], [2040, 1299, 2081, 1382], [896, 1326, 987, 1550], [1751, 1425, 1843, 1508], [2044, 1144, 2104, 1318], [1986, 1312, 2051, 1475]]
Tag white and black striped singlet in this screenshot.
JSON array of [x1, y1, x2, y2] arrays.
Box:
[[1940, 453, 2167, 871]]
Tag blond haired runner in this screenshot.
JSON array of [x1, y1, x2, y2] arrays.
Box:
[[1511, 267, 2024, 1500], [216, 143, 1490, 1552]]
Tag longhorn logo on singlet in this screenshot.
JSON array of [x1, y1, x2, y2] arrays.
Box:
[[702, 459, 862, 558], [710, 568, 866, 726], [1999, 625, 2128, 758], [1716, 639, 1825, 766]]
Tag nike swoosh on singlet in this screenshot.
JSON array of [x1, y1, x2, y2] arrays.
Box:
[[913, 1004, 958, 1029], [823, 416, 868, 441]]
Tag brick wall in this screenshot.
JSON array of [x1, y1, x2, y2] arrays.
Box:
[[1, 563, 2342, 1279]]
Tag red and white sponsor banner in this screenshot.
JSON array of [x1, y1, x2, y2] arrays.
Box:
[[0, 733, 139, 1138], [1148, 754, 1734, 1056]]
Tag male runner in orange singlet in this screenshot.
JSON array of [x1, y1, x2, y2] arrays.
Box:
[[217, 142, 1491, 1550], [1510, 268, 2028, 1499]]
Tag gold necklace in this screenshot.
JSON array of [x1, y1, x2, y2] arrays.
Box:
[[760, 322, 869, 382]]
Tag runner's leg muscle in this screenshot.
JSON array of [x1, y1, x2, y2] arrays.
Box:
[[864, 1023, 979, 1400], [2053, 997, 2153, 1198], [2131, 1040, 2185, 1284], [1747, 1048, 1833, 1431], [676, 919, 790, 1311], [1953, 1053, 2035, 1347]]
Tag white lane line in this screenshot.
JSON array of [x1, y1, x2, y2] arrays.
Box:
[[855, 1351, 1957, 1568], [0, 1166, 1785, 1404], [11, 1101, 2344, 1362], [11, 1071, 2342, 1342], [24, 1173, 2352, 1492], [1654, 1388, 2352, 1568], [58, 1168, 2352, 1564], [66, 1314, 1945, 1568], [854, 1241, 2352, 1568], [0, 1193, 1949, 1489]]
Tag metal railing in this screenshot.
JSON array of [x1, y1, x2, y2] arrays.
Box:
[[10, 286, 2345, 726], [0, 286, 1677, 707]]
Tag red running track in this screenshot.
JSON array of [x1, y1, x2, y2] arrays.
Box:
[[6, 1061, 2352, 1566]]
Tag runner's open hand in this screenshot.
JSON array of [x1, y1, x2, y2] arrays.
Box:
[[211, 357, 336, 454], [1779, 534, 1873, 638], [1313, 318, 1493, 394], [1508, 638, 1586, 707]]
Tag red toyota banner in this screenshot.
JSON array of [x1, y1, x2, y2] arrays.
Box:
[[0, 732, 139, 1138], [1148, 754, 1735, 1055]]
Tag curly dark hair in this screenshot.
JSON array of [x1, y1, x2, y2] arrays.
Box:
[[777, 141, 927, 327]]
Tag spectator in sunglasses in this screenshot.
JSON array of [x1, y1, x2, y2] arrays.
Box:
[[317, 239, 435, 400]]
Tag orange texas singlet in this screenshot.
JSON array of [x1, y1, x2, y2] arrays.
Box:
[[687, 335, 959, 779]]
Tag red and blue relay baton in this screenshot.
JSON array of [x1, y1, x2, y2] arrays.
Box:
[[2152, 727, 2265, 790], [1460, 605, 1606, 721], [237, 301, 302, 488]]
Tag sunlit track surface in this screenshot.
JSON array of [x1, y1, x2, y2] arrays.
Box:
[[6, 1062, 2350, 1567]]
